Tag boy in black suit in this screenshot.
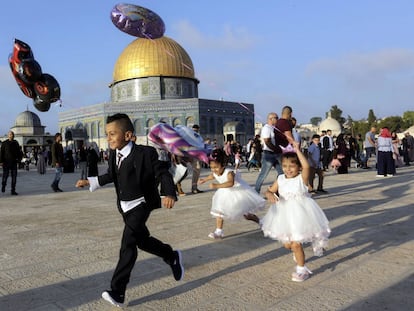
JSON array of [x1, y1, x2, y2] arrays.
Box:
[[76, 113, 183, 308]]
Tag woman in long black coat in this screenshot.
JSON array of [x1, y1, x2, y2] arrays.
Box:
[[336, 134, 350, 174], [87, 147, 100, 177]]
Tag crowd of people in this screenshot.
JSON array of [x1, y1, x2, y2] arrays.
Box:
[[1, 109, 414, 307]]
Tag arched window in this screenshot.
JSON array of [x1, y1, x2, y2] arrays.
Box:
[[173, 118, 182, 126], [147, 118, 155, 129], [186, 116, 195, 126]]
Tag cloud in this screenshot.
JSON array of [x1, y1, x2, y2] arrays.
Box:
[[305, 49, 414, 88], [171, 20, 257, 50]]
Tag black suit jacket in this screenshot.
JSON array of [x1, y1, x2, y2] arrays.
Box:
[[98, 144, 177, 212]]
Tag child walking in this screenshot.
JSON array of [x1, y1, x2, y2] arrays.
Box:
[[245, 141, 330, 282], [198, 149, 266, 239]]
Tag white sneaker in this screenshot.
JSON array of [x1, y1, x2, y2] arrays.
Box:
[[102, 291, 126, 308], [291, 271, 310, 282], [376, 174, 385, 177], [208, 232, 224, 239], [291, 266, 313, 282]]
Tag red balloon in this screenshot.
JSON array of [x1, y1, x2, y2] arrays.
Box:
[[18, 59, 42, 84], [9, 39, 36, 98], [9, 38, 61, 112]]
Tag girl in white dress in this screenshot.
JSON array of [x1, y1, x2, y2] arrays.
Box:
[[198, 149, 266, 239], [245, 141, 330, 282]]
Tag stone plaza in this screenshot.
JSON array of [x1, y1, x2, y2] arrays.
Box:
[[0, 162, 413, 310]]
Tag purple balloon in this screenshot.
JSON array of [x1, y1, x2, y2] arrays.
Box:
[[110, 3, 165, 39]]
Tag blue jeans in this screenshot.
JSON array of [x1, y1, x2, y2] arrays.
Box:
[[52, 166, 63, 188], [255, 152, 282, 193], [362, 147, 376, 167]]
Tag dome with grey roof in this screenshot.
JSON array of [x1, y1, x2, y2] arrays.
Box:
[[14, 110, 42, 128]]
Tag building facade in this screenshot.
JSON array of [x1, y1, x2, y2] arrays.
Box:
[[0, 110, 54, 154], [58, 36, 255, 150]]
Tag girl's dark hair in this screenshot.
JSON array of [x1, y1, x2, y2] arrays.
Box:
[[107, 113, 134, 133], [209, 148, 229, 166], [281, 152, 301, 167]]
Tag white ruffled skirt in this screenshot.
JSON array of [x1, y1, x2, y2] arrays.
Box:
[[211, 182, 266, 222], [261, 196, 330, 256]]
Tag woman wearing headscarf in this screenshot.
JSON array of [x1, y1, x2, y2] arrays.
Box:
[[376, 127, 395, 177], [335, 134, 350, 174]]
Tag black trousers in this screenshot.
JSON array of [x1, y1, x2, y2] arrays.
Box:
[[321, 150, 332, 169], [2, 163, 17, 191], [111, 204, 174, 294]]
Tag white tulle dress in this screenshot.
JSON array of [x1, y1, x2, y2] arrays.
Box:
[[261, 174, 331, 256], [210, 169, 266, 221]]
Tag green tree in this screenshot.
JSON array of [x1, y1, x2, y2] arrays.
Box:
[[367, 109, 377, 126], [402, 111, 414, 128], [377, 116, 404, 133], [327, 105, 346, 127], [310, 117, 322, 126], [352, 120, 370, 137]]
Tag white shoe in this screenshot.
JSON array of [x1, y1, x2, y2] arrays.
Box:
[[376, 174, 385, 177], [208, 232, 224, 239], [102, 291, 125, 308]]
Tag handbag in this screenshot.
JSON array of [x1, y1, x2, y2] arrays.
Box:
[[169, 163, 188, 184]]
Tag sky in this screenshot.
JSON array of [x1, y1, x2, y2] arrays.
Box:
[[1, 0, 414, 135]]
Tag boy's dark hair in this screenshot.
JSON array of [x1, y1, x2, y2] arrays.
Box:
[[54, 132, 62, 139], [281, 152, 301, 167], [312, 134, 320, 139], [107, 113, 134, 133], [210, 148, 229, 167]]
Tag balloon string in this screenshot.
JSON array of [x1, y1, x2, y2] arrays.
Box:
[[236, 102, 290, 139], [142, 33, 194, 74], [236, 102, 264, 123]]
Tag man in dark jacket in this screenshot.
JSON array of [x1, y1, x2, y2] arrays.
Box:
[[0, 131, 22, 195]]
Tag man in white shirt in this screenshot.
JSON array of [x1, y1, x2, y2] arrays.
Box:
[[254, 112, 283, 193]]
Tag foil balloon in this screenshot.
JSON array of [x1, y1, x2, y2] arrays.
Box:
[[148, 123, 209, 164], [174, 125, 205, 149], [33, 97, 51, 112], [8, 39, 36, 98], [111, 3, 165, 39], [34, 73, 61, 103], [9, 38, 61, 112], [18, 59, 42, 84]]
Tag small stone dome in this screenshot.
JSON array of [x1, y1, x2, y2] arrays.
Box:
[[319, 114, 341, 136], [14, 110, 42, 127]]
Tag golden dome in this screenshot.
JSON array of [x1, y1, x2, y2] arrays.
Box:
[[113, 36, 195, 83]]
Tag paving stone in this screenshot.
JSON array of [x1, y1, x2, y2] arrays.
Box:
[[0, 163, 413, 310]]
